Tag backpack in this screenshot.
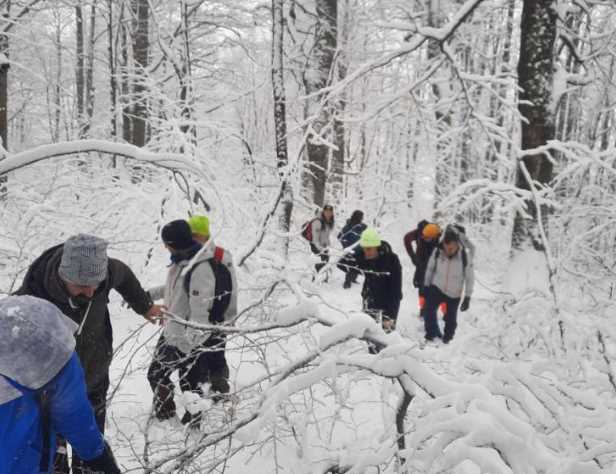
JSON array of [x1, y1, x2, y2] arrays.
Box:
[[183, 246, 233, 324], [301, 219, 316, 242]]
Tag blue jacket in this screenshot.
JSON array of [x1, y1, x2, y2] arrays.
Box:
[[0, 295, 106, 474], [338, 222, 367, 249], [0, 353, 105, 474]]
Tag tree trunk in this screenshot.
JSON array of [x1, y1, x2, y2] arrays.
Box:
[[512, 0, 558, 250], [0, 6, 10, 198], [272, 0, 293, 256], [304, 0, 337, 208], [329, 0, 347, 204], [120, 17, 132, 143], [107, 0, 117, 140], [75, 1, 85, 137], [178, 0, 196, 151], [83, 3, 96, 137], [428, 0, 453, 207], [131, 0, 149, 147]]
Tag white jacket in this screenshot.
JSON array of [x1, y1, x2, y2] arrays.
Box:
[[312, 218, 333, 250], [154, 240, 238, 354], [424, 245, 474, 299]]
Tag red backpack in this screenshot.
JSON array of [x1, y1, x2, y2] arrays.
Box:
[[301, 219, 316, 242]]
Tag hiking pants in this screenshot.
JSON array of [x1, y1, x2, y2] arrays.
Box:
[[423, 285, 460, 341]]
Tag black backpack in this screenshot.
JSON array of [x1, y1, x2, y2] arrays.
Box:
[[183, 246, 233, 324]]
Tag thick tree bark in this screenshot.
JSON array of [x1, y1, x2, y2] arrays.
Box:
[[512, 0, 558, 250], [304, 0, 337, 208], [272, 0, 293, 255], [131, 0, 149, 147]]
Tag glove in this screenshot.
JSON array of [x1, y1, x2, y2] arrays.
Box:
[[81, 442, 121, 474], [412, 276, 419, 288], [460, 297, 470, 312]]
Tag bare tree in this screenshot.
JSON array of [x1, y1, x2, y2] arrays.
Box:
[[512, 0, 558, 250], [303, 0, 338, 208], [131, 0, 149, 147], [272, 0, 293, 256]]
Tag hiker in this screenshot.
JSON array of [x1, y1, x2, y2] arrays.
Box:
[[0, 295, 120, 474], [303, 205, 335, 275], [422, 226, 474, 343], [352, 228, 402, 351], [337, 210, 367, 289], [147, 219, 237, 427], [14, 234, 162, 473], [404, 221, 441, 316]]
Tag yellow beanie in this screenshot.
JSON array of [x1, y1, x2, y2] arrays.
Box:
[[360, 228, 382, 248], [188, 215, 210, 237]]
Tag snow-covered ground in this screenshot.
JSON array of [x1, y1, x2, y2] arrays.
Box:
[[101, 234, 520, 474]]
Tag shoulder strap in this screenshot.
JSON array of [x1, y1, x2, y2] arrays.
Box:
[[183, 247, 224, 293], [37, 390, 51, 472], [183, 247, 233, 323]]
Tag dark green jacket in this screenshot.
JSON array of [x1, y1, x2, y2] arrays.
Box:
[[14, 244, 153, 393]]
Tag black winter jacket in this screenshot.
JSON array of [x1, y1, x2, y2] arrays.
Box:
[[14, 244, 153, 393], [352, 241, 403, 320]]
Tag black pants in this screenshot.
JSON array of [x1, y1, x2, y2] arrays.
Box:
[[147, 335, 230, 418], [54, 378, 109, 474], [310, 243, 329, 273], [338, 255, 359, 285], [423, 286, 460, 341]]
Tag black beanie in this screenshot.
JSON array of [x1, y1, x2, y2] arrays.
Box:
[[161, 220, 194, 250]]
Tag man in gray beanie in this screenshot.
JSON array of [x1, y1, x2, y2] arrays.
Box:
[[15, 233, 162, 474]]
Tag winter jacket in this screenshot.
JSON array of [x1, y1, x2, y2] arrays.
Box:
[[0, 296, 105, 474], [338, 221, 367, 249], [403, 226, 439, 270], [353, 241, 403, 320], [14, 244, 154, 393], [155, 239, 238, 355], [311, 218, 334, 251], [423, 245, 475, 299]]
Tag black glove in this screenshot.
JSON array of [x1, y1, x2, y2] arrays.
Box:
[[460, 297, 470, 312], [413, 276, 419, 288], [81, 442, 121, 474]]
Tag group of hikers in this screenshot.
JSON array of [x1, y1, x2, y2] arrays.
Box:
[[1, 205, 474, 474], [1, 216, 236, 473], [303, 206, 475, 343]]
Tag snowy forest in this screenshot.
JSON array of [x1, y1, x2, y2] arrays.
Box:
[[1, 0, 616, 473]]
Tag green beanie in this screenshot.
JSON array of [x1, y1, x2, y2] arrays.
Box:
[[360, 228, 382, 248], [188, 215, 210, 237]]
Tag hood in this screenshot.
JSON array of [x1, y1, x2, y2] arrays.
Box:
[[379, 240, 393, 256], [0, 295, 77, 402]]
